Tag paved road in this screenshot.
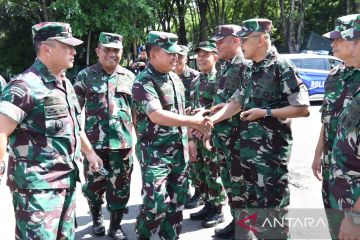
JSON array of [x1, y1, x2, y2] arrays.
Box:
[[0, 105, 328, 239]]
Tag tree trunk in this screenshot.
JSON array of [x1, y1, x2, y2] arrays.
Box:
[[197, 0, 208, 42], [288, 0, 295, 53], [41, 0, 49, 21], [279, 0, 288, 51], [175, 0, 187, 45], [259, 0, 266, 17]]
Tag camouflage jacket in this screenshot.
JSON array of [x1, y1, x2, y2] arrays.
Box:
[[0, 75, 6, 94], [214, 53, 249, 127], [0, 59, 81, 190], [178, 66, 199, 108], [74, 63, 135, 150], [230, 47, 310, 162], [331, 69, 360, 208], [320, 64, 355, 158], [132, 64, 188, 164], [190, 67, 217, 110]]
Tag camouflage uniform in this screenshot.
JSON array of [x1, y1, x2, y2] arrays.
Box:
[[74, 61, 135, 212], [133, 31, 189, 240], [179, 65, 199, 108], [0, 23, 83, 240], [327, 17, 360, 237], [321, 14, 359, 210], [0, 22, 83, 240], [189, 67, 226, 208], [212, 53, 249, 213], [231, 19, 310, 238]]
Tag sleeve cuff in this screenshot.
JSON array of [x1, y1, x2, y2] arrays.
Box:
[[287, 87, 310, 107], [145, 99, 163, 115], [0, 101, 26, 123]]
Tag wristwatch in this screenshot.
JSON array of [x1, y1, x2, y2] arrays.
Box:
[[265, 108, 272, 118], [345, 209, 360, 226]]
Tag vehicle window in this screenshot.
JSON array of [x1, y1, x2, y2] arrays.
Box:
[[328, 59, 342, 70], [290, 58, 327, 70]]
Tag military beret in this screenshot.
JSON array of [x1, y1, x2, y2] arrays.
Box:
[[323, 14, 359, 39], [32, 22, 83, 46], [99, 32, 123, 49], [195, 41, 217, 53], [342, 14, 360, 41], [237, 18, 273, 37], [212, 25, 242, 41], [147, 31, 179, 53], [177, 45, 190, 56]]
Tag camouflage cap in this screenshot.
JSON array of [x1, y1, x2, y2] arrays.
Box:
[[147, 31, 179, 53], [195, 41, 217, 53], [342, 14, 360, 41], [99, 32, 123, 49], [32, 22, 83, 46], [237, 18, 273, 37], [323, 14, 359, 39], [212, 25, 241, 41], [177, 45, 189, 56]]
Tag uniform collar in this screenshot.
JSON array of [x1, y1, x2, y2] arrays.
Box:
[[33, 58, 57, 83], [251, 46, 278, 70], [93, 62, 126, 76], [147, 63, 168, 77]]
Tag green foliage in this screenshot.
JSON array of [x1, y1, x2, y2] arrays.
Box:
[[0, 0, 359, 75]]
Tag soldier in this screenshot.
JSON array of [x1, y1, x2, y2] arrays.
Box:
[[206, 18, 310, 239], [210, 24, 249, 239], [175, 45, 200, 108], [174, 44, 202, 208], [188, 41, 226, 228], [74, 32, 135, 240], [0, 22, 103, 240], [326, 16, 360, 239], [311, 14, 359, 238], [131, 45, 148, 75], [132, 31, 211, 240]]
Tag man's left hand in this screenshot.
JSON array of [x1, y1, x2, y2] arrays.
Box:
[[240, 108, 267, 121]]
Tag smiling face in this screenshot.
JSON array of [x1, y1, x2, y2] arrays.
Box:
[[196, 50, 217, 73], [96, 44, 122, 73], [150, 47, 178, 73], [215, 36, 240, 61]]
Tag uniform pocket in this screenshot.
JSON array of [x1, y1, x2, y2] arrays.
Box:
[[44, 96, 70, 137]]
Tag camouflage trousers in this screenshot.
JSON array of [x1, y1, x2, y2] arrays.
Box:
[[189, 142, 225, 206], [82, 148, 133, 212], [136, 161, 188, 240], [321, 153, 331, 208], [234, 153, 290, 239], [213, 125, 245, 216], [12, 188, 76, 240]]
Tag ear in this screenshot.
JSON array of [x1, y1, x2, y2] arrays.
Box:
[[213, 53, 219, 62], [41, 43, 52, 56], [95, 47, 100, 57]]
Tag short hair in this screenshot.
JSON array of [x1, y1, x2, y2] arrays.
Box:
[[33, 40, 56, 55], [145, 43, 160, 60], [33, 41, 42, 55]]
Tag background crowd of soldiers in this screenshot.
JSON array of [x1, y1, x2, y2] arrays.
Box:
[[0, 13, 359, 240]]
